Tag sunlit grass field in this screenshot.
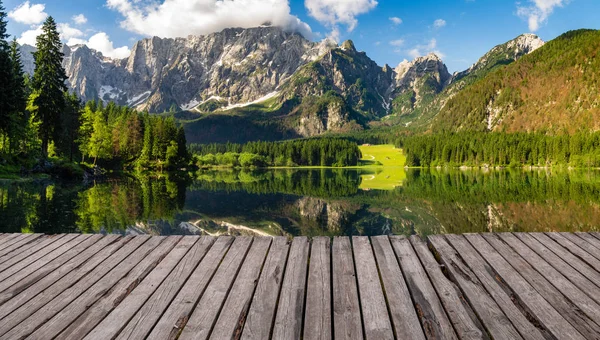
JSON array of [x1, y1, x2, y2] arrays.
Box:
[[358, 145, 407, 190]]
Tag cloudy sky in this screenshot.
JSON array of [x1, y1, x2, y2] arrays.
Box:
[[3, 0, 599, 72]]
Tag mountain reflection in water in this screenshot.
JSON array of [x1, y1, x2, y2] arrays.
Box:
[[1, 169, 599, 236]]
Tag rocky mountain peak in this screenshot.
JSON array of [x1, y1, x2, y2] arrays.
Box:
[[454, 33, 545, 82], [394, 54, 451, 86], [508, 34, 545, 54], [340, 40, 357, 52]]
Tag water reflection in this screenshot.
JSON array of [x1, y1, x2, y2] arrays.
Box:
[[0, 168, 599, 236]]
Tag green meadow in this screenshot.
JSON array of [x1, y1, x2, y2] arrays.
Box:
[[358, 145, 407, 190]]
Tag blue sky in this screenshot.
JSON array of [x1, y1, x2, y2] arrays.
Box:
[[3, 0, 599, 72]]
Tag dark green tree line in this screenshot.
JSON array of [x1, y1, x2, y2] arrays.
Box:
[[190, 138, 361, 167], [402, 132, 600, 168]]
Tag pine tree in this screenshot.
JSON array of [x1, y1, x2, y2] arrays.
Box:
[[8, 39, 28, 155], [31, 16, 68, 159], [0, 0, 12, 147]]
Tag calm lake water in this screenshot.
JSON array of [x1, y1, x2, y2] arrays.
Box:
[[1, 168, 599, 236]]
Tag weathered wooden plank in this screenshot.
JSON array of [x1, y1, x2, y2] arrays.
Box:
[[106, 236, 212, 340], [0, 234, 72, 279], [303, 237, 332, 340], [32, 236, 180, 340], [0, 235, 125, 324], [528, 233, 600, 286], [391, 236, 457, 340], [0, 234, 87, 292], [592, 232, 600, 241], [528, 233, 600, 287], [464, 234, 590, 339], [179, 236, 253, 340], [574, 232, 600, 257], [241, 237, 290, 340], [0, 234, 25, 248], [57, 236, 197, 340], [352, 236, 393, 340], [410, 236, 486, 340], [89, 237, 231, 340], [271, 236, 310, 340], [210, 237, 272, 340], [546, 233, 600, 270], [512, 233, 600, 303], [0, 233, 43, 261], [0, 235, 154, 339], [332, 236, 362, 340], [428, 235, 539, 340], [0, 234, 103, 305], [371, 236, 425, 340], [489, 233, 600, 337]]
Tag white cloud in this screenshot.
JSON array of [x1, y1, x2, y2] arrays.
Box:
[[106, 0, 312, 39], [8, 1, 48, 25], [305, 0, 377, 40], [16, 25, 43, 46], [517, 0, 567, 31], [389, 17, 402, 25], [433, 19, 446, 29], [407, 39, 444, 59], [72, 14, 88, 25], [58, 23, 85, 41], [389, 39, 404, 47], [84, 32, 131, 59]]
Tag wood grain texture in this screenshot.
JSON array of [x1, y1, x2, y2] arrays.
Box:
[[145, 236, 234, 340], [210, 237, 272, 340], [241, 237, 289, 340], [352, 236, 393, 340], [486, 233, 600, 337], [303, 237, 332, 340], [332, 236, 362, 340], [391, 235, 457, 340], [546, 232, 600, 271], [528, 233, 600, 286], [574, 232, 600, 257], [58, 236, 195, 340], [0, 234, 25, 248], [410, 236, 486, 340], [0, 235, 152, 339], [0, 234, 88, 292], [111, 237, 215, 340], [464, 234, 588, 340], [0, 234, 74, 281], [512, 233, 600, 303], [371, 236, 425, 340], [0, 234, 43, 261], [272, 236, 310, 340], [428, 235, 536, 340], [0, 234, 120, 307], [19, 236, 170, 340], [179, 236, 253, 340]]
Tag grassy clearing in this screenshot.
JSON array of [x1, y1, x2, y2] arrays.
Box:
[[358, 144, 407, 190]]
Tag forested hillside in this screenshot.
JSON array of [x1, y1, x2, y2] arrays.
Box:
[[434, 29, 600, 133]]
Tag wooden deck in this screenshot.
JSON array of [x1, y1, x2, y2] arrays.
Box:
[[0, 232, 599, 339]]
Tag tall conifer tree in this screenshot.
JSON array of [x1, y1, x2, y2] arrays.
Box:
[[0, 0, 12, 143], [31, 16, 67, 159], [8, 39, 27, 154]]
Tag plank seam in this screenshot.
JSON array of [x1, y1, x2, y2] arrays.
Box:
[[390, 236, 430, 338], [233, 237, 274, 338], [299, 238, 312, 340], [268, 238, 292, 340], [349, 237, 367, 339], [204, 237, 255, 339], [369, 236, 398, 339], [470, 234, 553, 338]]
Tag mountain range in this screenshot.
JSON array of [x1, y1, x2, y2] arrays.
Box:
[[19, 26, 600, 143]]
